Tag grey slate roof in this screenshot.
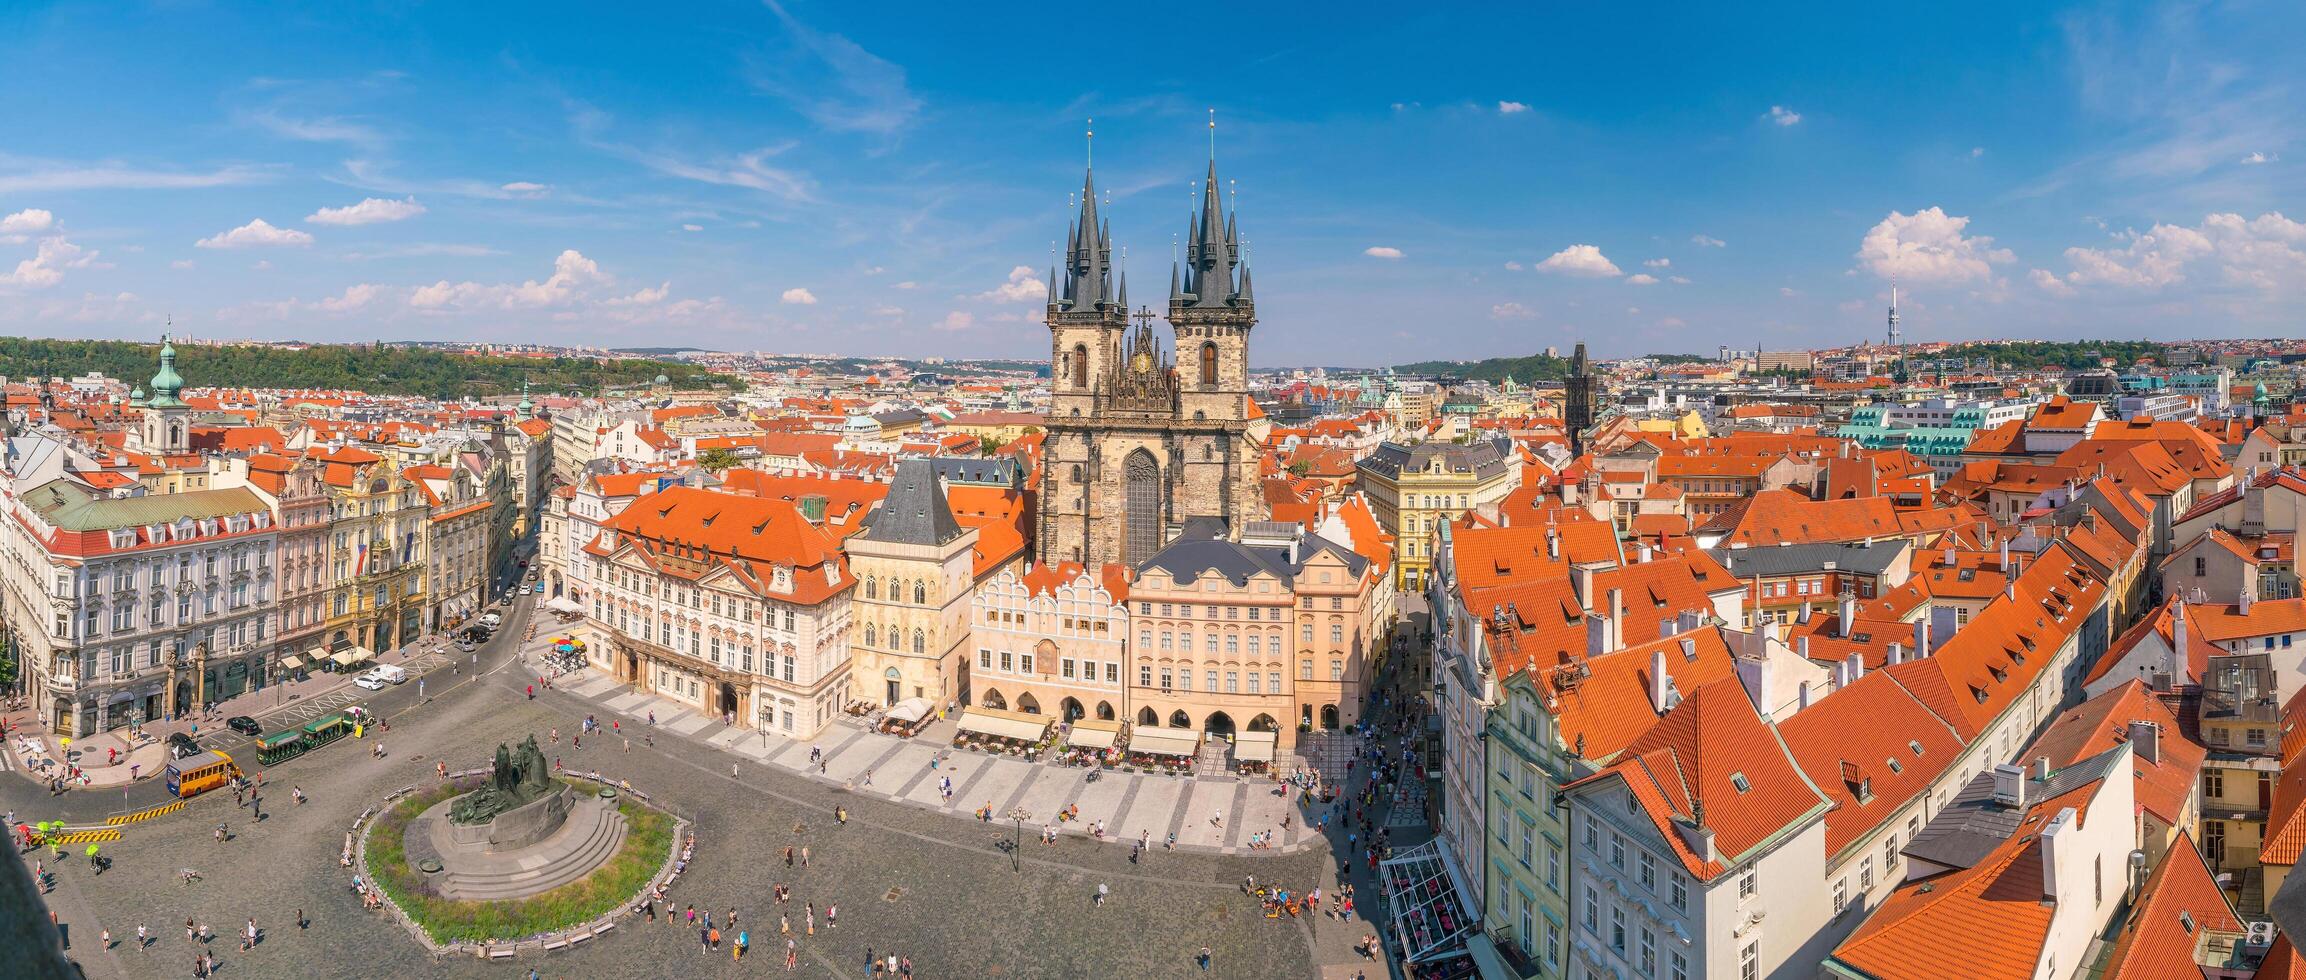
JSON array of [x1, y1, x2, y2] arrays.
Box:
[[1900, 744, 2125, 872], [24, 479, 270, 531], [929, 456, 1023, 490], [1705, 540, 1909, 580], [857, 458, 962, 546], [1355, 437, 1513, 481], [1136, 530, 1369, 586]]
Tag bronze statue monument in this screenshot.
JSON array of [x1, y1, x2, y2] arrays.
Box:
[[450, 734, 557, 825]]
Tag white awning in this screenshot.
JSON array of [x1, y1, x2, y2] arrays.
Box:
[[545, 596, 584, 614], [278, 656, 303, 670], [1066, 718, 1124, 749], [886, 698, 934, 725], [331, 647, 375, 667], [1130, 728, 1201, 758], [1234, 729, 1278, 763], [955, 709, 1048, 743]]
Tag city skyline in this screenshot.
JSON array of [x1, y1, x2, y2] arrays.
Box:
[[0, 2, 2300, 362]]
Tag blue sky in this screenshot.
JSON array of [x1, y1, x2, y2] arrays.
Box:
[[0, 1, 2299, 363]]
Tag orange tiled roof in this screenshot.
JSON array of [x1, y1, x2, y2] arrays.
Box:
[[1780, 669, 1967, 858], [2027, 680, 2205, 830], [1545, 628, 1739, 764], [2101, 832, 2242, 980], [590, 485, 849, 605]]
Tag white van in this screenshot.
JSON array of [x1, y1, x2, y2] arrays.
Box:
[[369, 664, 409, 685]]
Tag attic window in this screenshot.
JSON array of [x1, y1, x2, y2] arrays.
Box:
[[2180, 911, 2196, 934], [1971, 686, 1989, 704], [1908, 739, 1923, 756], [1729, 772, 1751, 794], [1886, 758, 1903, 775], [1957, 568, 1977, 582], [1851, 632, 1872, 644]]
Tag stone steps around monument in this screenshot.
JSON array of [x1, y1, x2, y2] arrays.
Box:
[[438, 805, 631, 902]]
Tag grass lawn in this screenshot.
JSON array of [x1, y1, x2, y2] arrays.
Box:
[[365, 777, 675, 945]]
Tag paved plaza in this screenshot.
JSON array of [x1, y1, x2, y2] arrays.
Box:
[[2, 595, 1412, 979]]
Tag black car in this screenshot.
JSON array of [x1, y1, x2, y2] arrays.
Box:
[[165, 732, 201, 759], [226, 716, 261, 736]]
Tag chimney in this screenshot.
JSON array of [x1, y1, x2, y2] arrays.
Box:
[[2006, 577, 2017, 601], [1942, 541, 1956, 567], [2039, 807, 2077, 903], [1914, 618, 1931, 660], [1798, 635, 1811, 660], [1992, 763, 2027, 808], [2033, 756, 2051, 780], [1561, 480, 1578, 506], [1797, 604, 1812, 625], [1547, 530, 1561, 560], [1930, 605, 1958, 649], [1797, 681, 1812, 710], [1638, 543, 1654, 564], [2128, 721, 2160, 765], [2000, 537, 2012, 572], [2167, 603, 2188, 688], [1736, 653, 1776, 719], [1574, 563, 1595, 607], [1838, 594, 1856, 638], [2241, 589, 2255, 616], [1888, 642, 1904, 666], [1609, 587, 1624, 631], [1846, 652, 1864, 684], [1650, 649, 1670, 714]]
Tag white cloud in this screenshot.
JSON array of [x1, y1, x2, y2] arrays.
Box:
[[1766, 105, 1802, 127], [1854, 207, 2014, 283], [1970, 146, 1986, 158], [1667, 276, 1691, 285], [1503, 261, 1524, 271], [0, 161, 270, 194], [894, 281, 917, 290], [315, 283, 380, 312], [1624, 273, 1659, 285], [2243, 151, 2277, 165], [976, 265, 1044, 302], [1, 236, 100, 290], [2028, 268, 2078, 297], [1690, 234, 1726, 248], [682, 223, 704, 232], [1364, 246, 1404, 259], [780, 287, 819, 305], [1656, 316, 1687, 328], [1535, 244, 1621, 278], [1489, 302, 1536, 320], [935, 311, 974, 331], [1625, 307, 1641, 315], [196, 218, 314, 249], [1643, 257, 1670, 268], [2053, 211, 2306, 291], [243, 110, 384, 146], [500, 181, 550, 196], [170, 259, 195, 270], [1498, 101, 1531, 115], [0, 209, 55, 235], [609, 283, 671, 306], [251, 260, 272, 271], [410, 249, 608, 310], [869, 304, 905, 317], [1779, 287, 1800, 297], [305, 196, 425, 226], [748, 0, 922, 135]]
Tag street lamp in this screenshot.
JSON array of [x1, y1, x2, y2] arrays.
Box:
[[1007, 806, 1033, 874]]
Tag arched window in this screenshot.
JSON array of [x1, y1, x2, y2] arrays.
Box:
[[913, 580, 927, 604], [912, 629, 925, 654], [1124, 449, 1160, 566], [1138, 706, 1159, 727], [1071, 343, 1089, 389], [864, 623, 877, 646], [864, 578, 877, 600], [1199, 343, 1218, 386]]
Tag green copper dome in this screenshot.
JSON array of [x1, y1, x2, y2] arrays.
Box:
[[146, 335, 188, 408]]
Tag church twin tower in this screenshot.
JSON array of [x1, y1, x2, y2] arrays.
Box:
[[1035, 142, 1263, 571]]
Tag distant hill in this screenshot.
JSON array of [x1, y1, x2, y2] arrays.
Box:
[[613, 346, 721, 356], [1391, 353, 1573, 383], [1926, 340, 2166, 370], [0, 338, 733, 399]]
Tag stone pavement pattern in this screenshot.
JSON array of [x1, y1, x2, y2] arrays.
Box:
[[6, 612, 1384, 979]]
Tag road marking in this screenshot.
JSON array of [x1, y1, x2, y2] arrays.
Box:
[[106, 800, 185, 825]]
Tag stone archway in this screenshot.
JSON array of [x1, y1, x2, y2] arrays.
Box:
[[1168, 709, 1191, 729], [718, 682, 739, 721], [1016, 692, 1041, 715], [1095, 700, 1115, 721], [1247, 713, 1278, 733], [1060, 697, 1084, 722], [1138, 707, 1159, 727], [982, 689, 1008, 711], [1204, 711, 1236, 738], [1321, 704, 1341, 730]]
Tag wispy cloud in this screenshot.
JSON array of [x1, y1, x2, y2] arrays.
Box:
[[0, 155, 275, 193], [748, 0, 923, 136], [307, 196, 426, 225], [1765, 105, 1802, 127], [1364, 246, 1404, 259], [241, 109, 386, 147], [196, 219, 315, 249], [1497, 101, 1531, 115], [567, 101, 816, 203]]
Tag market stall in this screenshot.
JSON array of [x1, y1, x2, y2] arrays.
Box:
[[953, 706, 1051, 755], [1233, 730, 1278, 775], [1060, 717, 1126, 766], [328, 647, 375, 671], [1126, 728, 1201, 773], [881, 697, 935, 736]]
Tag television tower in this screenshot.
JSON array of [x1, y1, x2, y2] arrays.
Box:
[[1885, 280, 1901, 348]]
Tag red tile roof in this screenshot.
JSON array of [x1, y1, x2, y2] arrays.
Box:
[[1779, 669, 1968, 858], [2100, 833, 2243, 980], [2026, 680, 2205, 830]]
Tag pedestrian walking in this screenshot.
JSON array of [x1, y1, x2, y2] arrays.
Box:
[[292, 786, 305, 806], [736, 929, 748, 961], [1198, 946, 1212, 971], [800, 845, 810, 867], [699, 927, 711, 955], [785, 938, 798, 971], [827, 903, 837, 929], [805, 902, 815, 935], [137, 924, 148, 951], [1094, 882, 1109, 908], [783, 845, 794, 867]]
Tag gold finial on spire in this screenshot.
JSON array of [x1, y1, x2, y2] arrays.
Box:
[[1207, 108, 1216, 160], [1085, 117, 1093, 168]]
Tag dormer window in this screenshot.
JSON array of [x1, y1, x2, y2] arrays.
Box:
[[1729, 772, 1751, 793]]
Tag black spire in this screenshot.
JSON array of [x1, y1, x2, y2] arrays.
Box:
[[1182, 159, 1241, 309], [1056, 166, 1117, 313]]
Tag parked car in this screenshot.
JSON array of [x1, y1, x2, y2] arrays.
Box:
[[165, 732, 202, 759], [352, 672, 388, 691], [457, 640, 477, 653], [226, 716, 261, 736], [480, 612, 503, 629], [534, 581, 546, 594]]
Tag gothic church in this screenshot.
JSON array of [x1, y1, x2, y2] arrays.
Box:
[[1035, 146, 1264, 570]]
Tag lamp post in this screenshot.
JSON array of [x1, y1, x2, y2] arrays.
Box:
[[1007, 806, 1032, 874]]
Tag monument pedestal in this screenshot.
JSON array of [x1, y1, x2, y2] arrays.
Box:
[[407, 788, 627, 901]]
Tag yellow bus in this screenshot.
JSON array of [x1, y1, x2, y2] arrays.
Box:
[[165, 750, 241, 799]]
